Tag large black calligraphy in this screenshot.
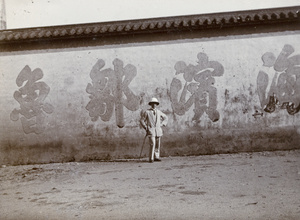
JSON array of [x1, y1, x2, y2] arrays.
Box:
[[86, 58, 140, 128], [10, 65, 54, 134], [170, 52, 224, 123], [257, 44, 300, 115]]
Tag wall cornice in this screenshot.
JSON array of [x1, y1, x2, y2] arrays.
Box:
[[0, 6, 299, 50]]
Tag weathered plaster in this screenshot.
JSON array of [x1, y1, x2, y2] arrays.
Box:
[[0, 7, 299, 165]]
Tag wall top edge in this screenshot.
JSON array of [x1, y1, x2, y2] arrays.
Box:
[[0, 6, 299, 44]]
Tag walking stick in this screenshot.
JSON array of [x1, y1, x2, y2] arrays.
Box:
[[139, 134, 148, 159]]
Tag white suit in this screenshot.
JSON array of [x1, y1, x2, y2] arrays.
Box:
[[140, 108, 168, 162]]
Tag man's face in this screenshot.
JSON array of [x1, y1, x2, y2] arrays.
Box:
[[151, 103, 158, 109]]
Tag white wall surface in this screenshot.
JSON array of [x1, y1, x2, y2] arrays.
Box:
[[1, 31, 300, 164]]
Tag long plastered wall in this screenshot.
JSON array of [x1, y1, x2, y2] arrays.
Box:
[[0, 31, 300, 165]]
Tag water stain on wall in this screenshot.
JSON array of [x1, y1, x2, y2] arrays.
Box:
[[10, 65, 54, 134], [170, 52, 224, 123]]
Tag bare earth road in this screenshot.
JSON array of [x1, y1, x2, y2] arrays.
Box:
[[0, 150, 299, 220]]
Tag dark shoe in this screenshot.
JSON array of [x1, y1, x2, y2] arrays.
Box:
[[154, 158, 161, 162], [149, 160, 154, 163]]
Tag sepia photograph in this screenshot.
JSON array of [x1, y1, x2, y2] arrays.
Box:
[[0, 0, 300, 219]]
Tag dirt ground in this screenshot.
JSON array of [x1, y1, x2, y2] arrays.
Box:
[[0, 150, 299, 220]]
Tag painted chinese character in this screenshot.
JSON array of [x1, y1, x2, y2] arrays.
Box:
[[257, 44, 300, 115], [170, 52, 224, 122], [10, 65, 54, 134], [86, 58, 140, 128]]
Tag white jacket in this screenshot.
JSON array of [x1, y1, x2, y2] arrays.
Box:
[[140, 108, 168, 137]]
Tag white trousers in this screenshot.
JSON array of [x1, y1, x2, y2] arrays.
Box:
[[149, 136, 161, 161]]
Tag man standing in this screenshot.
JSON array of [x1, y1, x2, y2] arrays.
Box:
[[140, 98, 168, 163]]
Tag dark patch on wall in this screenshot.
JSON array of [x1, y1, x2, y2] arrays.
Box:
[[161, 126, 300, 157], [1, 140, 65, 165], [64, 76, 74, 86], [257, 44, 300, 115], [86, 59, 140, 128], [154, 87, 169, 100], [224, 89, 230, 106], [10, 65, 54, 134], [170, 52, 224, 123], [1, 126, 299, 165]]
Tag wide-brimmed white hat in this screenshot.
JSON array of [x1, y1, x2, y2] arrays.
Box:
[[148, 97, 159, 105]]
